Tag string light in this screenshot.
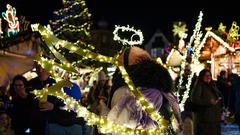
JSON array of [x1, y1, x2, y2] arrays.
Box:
[[113, 25, 144, 46], [172, 22, 188, 36], [36, 25, 172, 134], [53, 23, 90, 37], [32, 84, 168, 135], [50, 0, 92, 47], [179, 32, 203, 111], [54, 1, 86, 16], [177, 11, 203, 111], [199, 31, 235, 52]]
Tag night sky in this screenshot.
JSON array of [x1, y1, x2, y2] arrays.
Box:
[[1, 0, 239, 42]]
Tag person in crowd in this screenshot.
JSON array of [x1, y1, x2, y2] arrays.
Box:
[[108, 46, 152, 109], [191, 69, 223, 135], [88, 71, 110, 135], [88, 71, 110, 116], [107, 47, 183, 134], [175, 65, 196, 113], [216, 70, 230, 110], [9, 75, 45, 135], [79, 73, 91, 93], [0, 109, 15, 135], [87, 80, 97, 109], [174, 64, 196, 135], [234, 75, 240, 131], [227, 69, 238, 116], [0, 86, 12, 113], [28, 63, 87, 135]]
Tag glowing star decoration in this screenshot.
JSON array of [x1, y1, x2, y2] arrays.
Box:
[[218, 23, 226, 33], [172, 22, 188, 37], [2, 4, 20, 37], [113, 25, 144, 46], [228, 21, 239, 41]]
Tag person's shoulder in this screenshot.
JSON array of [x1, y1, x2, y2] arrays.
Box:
[[28, 77, 40, 83], [114, 86, 129, 94], [28, 77, 41, 90], [111, 86, 130, 108], [46, 77, 56, 83], [28, 93, 36, 98]]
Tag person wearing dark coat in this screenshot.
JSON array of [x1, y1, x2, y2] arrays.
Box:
[[9, 75, 45, 135], [108, 47, 183, 134], [191, 69, 223, 135], [28, 63, 87, 135], [216, 70, 230, 110]]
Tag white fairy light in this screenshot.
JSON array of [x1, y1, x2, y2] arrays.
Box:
[[178, 11, 204, 111], [113, 25, 144, 46]]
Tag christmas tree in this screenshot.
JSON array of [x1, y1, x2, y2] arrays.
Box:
[[49, 0, 98, 67], [50, 0, 92, 44]]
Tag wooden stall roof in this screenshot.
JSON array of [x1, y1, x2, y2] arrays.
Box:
[[199, 31, 235, 61]]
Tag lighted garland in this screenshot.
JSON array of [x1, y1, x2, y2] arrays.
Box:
[[33, 58, 169, 134], [54, 0, 86, 16], [32, 80, 168, 135], [179, 32, 203, 111], [199, 31, 235, 52], [53, 23, 90, 37], [51, 9, 90, 24], [73, 40, 95, 50], [38, 25, 168, 125], [50, 0, 92, 46], [34, 56, 78, 82], [177, 11, 203, 111], [113, 25, 144, 46], [37, 25, 116, 64], [190, 11, 203, 52], [35, 25, 172, 134], [32, 24, 68, 63]]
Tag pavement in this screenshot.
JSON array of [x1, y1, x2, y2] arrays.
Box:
[[221, 123, 240, 135]]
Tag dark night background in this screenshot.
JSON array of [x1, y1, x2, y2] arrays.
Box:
[[1, 0, 239, 43]]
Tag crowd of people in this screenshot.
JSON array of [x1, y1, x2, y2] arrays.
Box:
[[0, 46, 240, 135], [175, 64, 240, 135], [0, 63, 87, 135]]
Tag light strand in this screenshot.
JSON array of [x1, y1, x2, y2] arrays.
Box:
[[32, 81, 168, 135], [113, 25, 144, 46], [177, 11, 203, 111], [36, 25, 171, 134]]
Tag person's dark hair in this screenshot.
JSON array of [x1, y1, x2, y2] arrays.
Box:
[[108, 48, 172, 108], [123, 47, 131, 68], [9, 75, 29, 97], [219, 70, 226, 77], [12, 75, 28, 87], [198, 69, 211, 81], [128, 60, 173, 92]]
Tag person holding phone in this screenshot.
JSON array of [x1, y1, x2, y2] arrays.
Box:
[[191, 69, 223, 135]]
